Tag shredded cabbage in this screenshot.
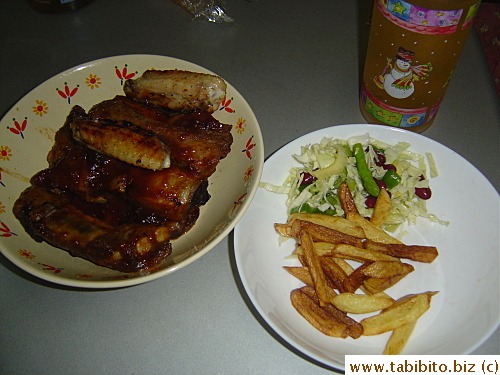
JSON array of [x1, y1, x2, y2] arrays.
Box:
[[259, 134, 449, 231]]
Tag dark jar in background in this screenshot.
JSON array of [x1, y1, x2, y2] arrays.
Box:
[[360, 0, 482, 133], [26, 0, 94, 13]]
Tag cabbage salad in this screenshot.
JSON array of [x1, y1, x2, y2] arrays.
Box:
[[260, 134, 449, 231]]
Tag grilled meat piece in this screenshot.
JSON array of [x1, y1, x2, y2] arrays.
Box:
[[71, 117, 171, 170], [13, 186, 172, 273], [123, 69, 227, 113], [13, 70, 233, 273], [33, 115, 211, 222], [89, 96, 233, 177]]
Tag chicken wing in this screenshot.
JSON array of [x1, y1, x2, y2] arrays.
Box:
[[71, 117, 171, 170], [89, 96, 233, 177], [124, 69, 227, 113]]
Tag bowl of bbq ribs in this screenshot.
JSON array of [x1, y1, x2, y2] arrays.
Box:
[[0, 55, 263, 288]]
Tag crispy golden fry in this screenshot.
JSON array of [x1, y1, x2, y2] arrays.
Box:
[[338, 181, 359, 215], [274, 223, 292, 237], [283, 266, 313, 286], [288, 213, 365, 238], [343, 263, 371, 293], [284, 266, 338, 291], [363, 278, 402, 295], [332, 257, 355, 275], [277, 210, 438, 353], [360, 261, 414, 293], [383, 321, 417, 355], [334, 258, 413, 295], [320, 256, 349, 293], [300, 231, 335, 306], [309, 242, 335, 257], [331, 244, 400, 262], [364, 240, 438, 263], [371, 188, 392, 227], [360, 261, 414, 279], [361, 292, 438, 335], [330, 257, 395, 301], [297, 254, 307, 267], [294, 220, 364, 247], [291, 287, 351, 338], [347, 212, 403, 244], [300, 286, 364, 339], [331, 293, 394, 314]]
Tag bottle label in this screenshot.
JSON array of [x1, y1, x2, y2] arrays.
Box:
[[361, 83, 437, 127], [378, 0, 480, 35], [361, 0, 480, 128]]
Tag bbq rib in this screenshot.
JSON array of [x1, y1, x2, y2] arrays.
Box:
[[13, 70, 233, 273]]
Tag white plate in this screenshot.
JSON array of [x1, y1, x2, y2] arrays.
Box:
[[234, 124, 499, 370], [0, 54, 264, 288]]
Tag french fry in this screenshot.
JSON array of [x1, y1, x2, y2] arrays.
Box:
[[383, 321, 417, 355], [287, 213, 365, 238], [360, 292, 438, 335], [332, 257, 355, 276], [283, 266, 313, 286], [295, 219, 364, 247], [331, 293, 394, 314], [299, 285, 364, 339], [360, 261, 414, 279], [364, 240, 438, 263], [331, 244, 400, 262], [310, 242, 335, 257], [363, 277, 406, 295], [290, 287, 351, 338], [274, 223, 292, 237], [360, 261, 415, 293], [320, 256, 349, 293], [300, 231, 334, 306], [277, 208, 439, 354], [338, 181, 359, 215], [343, 262, 371, 293], [371, 188, 392, 227], [346, 212, 403, 244]]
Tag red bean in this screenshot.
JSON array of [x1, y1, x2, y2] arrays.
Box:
[[365, 195, 377, 208], [375, 179, 387, 190], [383, 164, 397, 171], [374, 179, 392, 197], [300, 172, 316, 186], [415, 187, 432, 200], [375, 150, 386, 166]]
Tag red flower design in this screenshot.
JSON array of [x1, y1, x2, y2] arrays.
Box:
[[40, 263, 63, 274], [9, 117, 28, 139], [231, 193, 247, 214], [115, 65, 136, 85], [219, 96, 235, 113], [56, 82, 79, 104], [0, 221, 16, 237], [242, 136, 256, 159]]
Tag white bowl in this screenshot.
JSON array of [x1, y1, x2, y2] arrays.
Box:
[[234, 124, 499, 370], [0, 55, 264, 288]]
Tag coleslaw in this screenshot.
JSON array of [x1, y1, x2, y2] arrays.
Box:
[[259, 133, 449, 231]]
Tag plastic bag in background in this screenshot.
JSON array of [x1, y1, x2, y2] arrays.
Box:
[[174, 0, 233, 22]]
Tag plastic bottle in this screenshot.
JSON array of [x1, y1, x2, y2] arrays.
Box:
[[360, 0, 481, 133]]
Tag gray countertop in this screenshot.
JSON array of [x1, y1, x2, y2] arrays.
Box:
[[0, 1, 498, 374]]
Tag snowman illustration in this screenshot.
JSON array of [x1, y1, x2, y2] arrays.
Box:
[[374, 47, 433, 99]]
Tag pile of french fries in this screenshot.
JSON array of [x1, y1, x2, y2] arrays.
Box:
[[275, 183, 439, 355]]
